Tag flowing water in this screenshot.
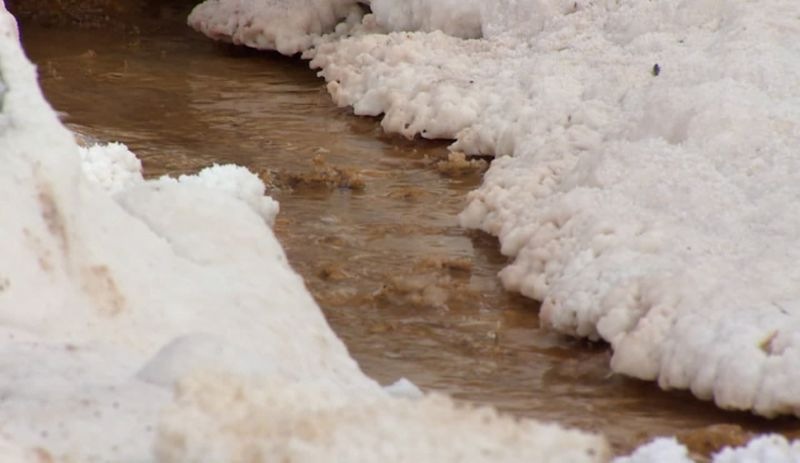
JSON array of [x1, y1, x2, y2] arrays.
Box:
[[19, 15, 800, 458]]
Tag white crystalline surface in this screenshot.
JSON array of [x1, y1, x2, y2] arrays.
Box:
[[0, 3, 610, 462], [186, 0, 485, 55], [157, 374, 607, 463], [0, 436, 41, 463], [613, 438, 693, 463], [157, 163, 280, 227], [713, 435, 800, 463], [77, 142, 143, 194], [369, 0, 482, 38], [614, 435, 800, 463], [187, 0, 367, 55], [191, 0, 800, 417]]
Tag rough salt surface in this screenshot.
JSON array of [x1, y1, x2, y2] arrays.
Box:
[[713, 435, 800, 463], [190, 0, 800, 417], [187, 0, 366, 55], [78, 145, 280, 226], [157, 374, 607, 463], [0, 2, 609, 461], [614, 436, 800, 463], [78, 142, 143, 194], [613, 438, 694, 463]]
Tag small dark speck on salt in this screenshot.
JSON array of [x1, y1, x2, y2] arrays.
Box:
[[652, 64, 661, 76]]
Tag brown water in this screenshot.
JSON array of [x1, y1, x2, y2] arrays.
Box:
[[19, 18, 800, 458]]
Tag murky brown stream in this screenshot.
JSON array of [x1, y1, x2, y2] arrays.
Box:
[[18, 14, 800, 458]]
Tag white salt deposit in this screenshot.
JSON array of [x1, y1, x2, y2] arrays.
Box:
[[369, 0, 482, 38], [614, 435, 800, 463], [192, 0, 800, 418], [1, 2, 611, 461], [157, 373, 607, 463], [613, 438, 694, 463], [158, 163, 280, 227], [383, 376, 424, 399], [188, 0, 366, 55], [78, 142, 143, 194], [713, 435, 800, 463], [0, 436, 39, 463]]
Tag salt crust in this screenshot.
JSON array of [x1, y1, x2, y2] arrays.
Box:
[[78, 143, 280, 225], [369, 0, 482, 38], [614, 436, 800, 463], [713, 435, 800, 463], [191, 0, 800, 417], [77, 142, 143, 193], [0, 2, 610, 461], [187, 0, 367, 55], [613, 438, 693, 463], [0, 435, 39, 463], [187, 0, 488, 53], [157, 373, 608, 463]]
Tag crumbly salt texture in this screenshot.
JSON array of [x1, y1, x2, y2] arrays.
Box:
[[613, 438, 694, 463], [713, 435, 800, 463], [78, 142, 144, 194], [300, 1, 800, 417], [156, 373, 609, 463], [383, 376, 424, 399], [0, 3, 610, 461], [188, 0, 367, 55], [615, 435, 800, 463], [369, 0, 482, 38], [161, 163, 280, 227], [78, 144, 279, 225]]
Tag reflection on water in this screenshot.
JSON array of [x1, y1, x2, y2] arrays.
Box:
[[20, 20, 800, 457]]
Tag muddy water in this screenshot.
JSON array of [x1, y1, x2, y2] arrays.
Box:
[[20, 20, 799, 457]]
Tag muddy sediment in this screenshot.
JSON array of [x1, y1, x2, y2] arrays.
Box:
[[7, 0, 198, 28], [435, 151, 488, 178], [265, 154, 367, 192], [17, 12, 800, 459]]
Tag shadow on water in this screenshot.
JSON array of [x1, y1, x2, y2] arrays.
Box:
[[18, 17, 800, 457]]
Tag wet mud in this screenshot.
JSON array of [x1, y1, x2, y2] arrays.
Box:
[[18, 17, 800, 458], [7, 0, 198, 28]]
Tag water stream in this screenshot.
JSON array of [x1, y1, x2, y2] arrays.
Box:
[[19, 17, 799, 457]]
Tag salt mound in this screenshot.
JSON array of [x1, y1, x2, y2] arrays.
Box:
[[1, 2, 609, 461]]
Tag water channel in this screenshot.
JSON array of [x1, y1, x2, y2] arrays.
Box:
[[18, 12, 800, 458]]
